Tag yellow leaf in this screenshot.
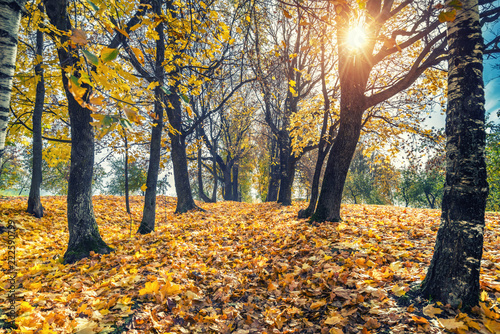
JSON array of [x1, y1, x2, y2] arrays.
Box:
[[161, 280, 181, 296], [390, 261, 403, 271], [185, 290, 199, 299], [89, 93, 104, 106], [30, 282, 42, 290], [68, 78, 87, 106], [131, 47, 145, 65], [147, 82, 160, 90], [20, 301, 34, 313], [310, 299, 326, 310], [484, 319, 500, 333], [139, 280, 159, 295], [438, 318, 468, 331], [423, 304, 443, 318], [481, 290, 489, 302], [329, 329, 343, 334], [466, 320, 480, 331], [392, 285, 406, 297], [324, 313, 344, 325], [115, 27, 129, 38], [124, 106, 139, 123], [90, 113, 105, 121], [365, 259, 376, 267]]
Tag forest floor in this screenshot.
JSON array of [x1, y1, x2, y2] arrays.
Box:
[[0, 196, 500, 334]]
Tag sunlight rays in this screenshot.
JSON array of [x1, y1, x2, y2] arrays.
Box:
[[346, 24, 368, 51]]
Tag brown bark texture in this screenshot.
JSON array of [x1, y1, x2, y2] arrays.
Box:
[[138, 0, 165, 234], [44, 0, 113, 263], [27, 27, 44, 218]]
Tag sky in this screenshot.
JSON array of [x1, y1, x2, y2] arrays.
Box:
[[483, 17, 500, 123], [485, 77, 500, 123]]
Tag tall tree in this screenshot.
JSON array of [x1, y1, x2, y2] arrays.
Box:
[[26, 18, 45, 218], [420, 0, 489, 307], [43, 0, 113, 263], [137, 0, 165, 234], [298, 28, 338, 217], [311, 0, 448, 222], [0, 0, 27, 163], [251, 2, 327, 206]]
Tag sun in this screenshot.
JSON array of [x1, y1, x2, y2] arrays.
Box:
[[346, 25, 367, 50]]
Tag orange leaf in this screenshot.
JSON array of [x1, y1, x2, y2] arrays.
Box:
[[411, 315, 429, 324], [71, 29, 88, 45]]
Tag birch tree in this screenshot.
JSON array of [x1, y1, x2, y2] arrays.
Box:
[[0, 0, 27, 163]]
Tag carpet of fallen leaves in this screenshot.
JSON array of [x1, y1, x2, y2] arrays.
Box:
[[1, 196, 500, 334]]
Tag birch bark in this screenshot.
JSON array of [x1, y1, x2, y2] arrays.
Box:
[[420, 0, 488, 307], [0, 0, 27, 163]]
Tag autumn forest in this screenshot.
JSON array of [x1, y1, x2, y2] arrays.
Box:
[[1, 0, 500, 332]]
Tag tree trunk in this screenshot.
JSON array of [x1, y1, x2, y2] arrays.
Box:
[[166, 91, 198, 213], [0, 0, 26, 164], [278, 155, 297, 206], [222, 160, 234, 201], [298, 40, 333, 219], [312, 106, 364, 222], [298, 144, 330, 218], [138, 99, 163, 232], [424, 191, 436, 209], [277, 130, 294, 206], [124, 131, 130, 214], [420, 0, 488, 308], [197, 128, 214, 203], [266, 137, 280, 202], [27, 26, 44, 218], [210, 143, 218, 202], [311, 8, 371, 222], [266, 165, 280, 202], [44, 0, 112, 263], [137, 0, 164, 234], [232, 164, 239, 202]]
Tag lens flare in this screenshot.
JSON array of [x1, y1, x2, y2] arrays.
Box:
[[346, 25, 367, 50]]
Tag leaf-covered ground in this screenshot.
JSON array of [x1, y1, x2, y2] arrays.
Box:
[[1, 196, 500, 334]]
